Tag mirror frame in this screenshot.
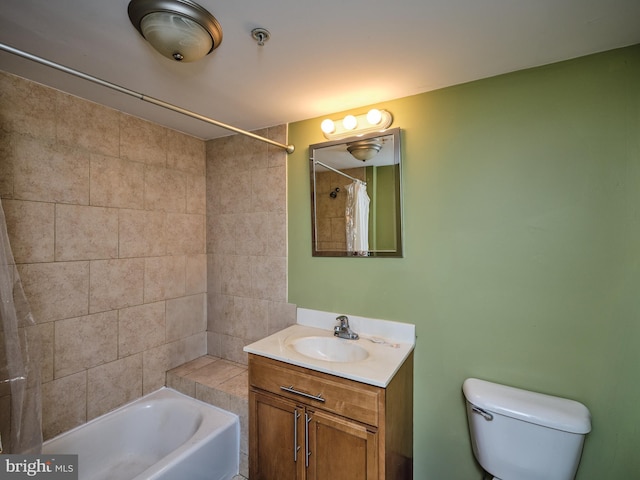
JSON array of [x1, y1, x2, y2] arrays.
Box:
[[309, 127, 403, 258]]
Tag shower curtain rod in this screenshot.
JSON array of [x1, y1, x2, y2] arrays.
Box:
[[313, 159, 366, 185], [0, 43, 295, 154]]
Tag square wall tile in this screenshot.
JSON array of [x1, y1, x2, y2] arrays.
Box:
[[55, 204, 118, 261], [0, 132, 14, 198], [0, 72, 56, 140], [144, 255, 186, 302], [119, 209, 166, 258], [207, 254, 223, 295], [87, 353, 143, 420], [120, 114, 167, 166], [89, 258, 144, 313], [185, 254, 207, 294], [90, 154, 144, 209], [119, 301, 166, 357], [165, 332, 207, 369], [166, 213, 205, 255], [38, 322, 54, 383], [267, 212, 287, 257], [166, 293, 206, 342], [12, 136, 89, 204], [54, 311, 118, 378], [219, 169, 252, 215], [167, 129, 206, 176], [252, 165, 285, 213], [18, 262, 89, 323], [42, 372, 87, 440], [142, 343, 169, 395], [144, 255, 186, 303], [56, 93, 119, 157], [144, 165, 186, 213], [186, 174, 206, 215], [268, 301, 297, 335], [207, 331, 222, 357], [3, 199, 55, 263], [252, 255, 286, 302], [220, 255, 252, 297], [207, 214, 237, 255], [234, 297, 269, 341], [235, 213, 268, 256], [219, 334, 249, 365], [207, 293, 234, 334]]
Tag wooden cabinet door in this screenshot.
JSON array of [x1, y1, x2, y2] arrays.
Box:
[[250, 391, 305, 480], [306, 409, 378, 480]]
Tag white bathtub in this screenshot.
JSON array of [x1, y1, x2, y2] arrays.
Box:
[[43, 387, 240, 480]]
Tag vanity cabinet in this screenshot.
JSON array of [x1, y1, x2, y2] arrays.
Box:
[[248, 352, 413, 480]]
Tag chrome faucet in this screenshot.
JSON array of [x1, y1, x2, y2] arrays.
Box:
[[334, 315, 359, 340]]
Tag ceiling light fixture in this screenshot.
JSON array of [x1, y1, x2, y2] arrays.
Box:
[[128, 0, 223, 62], [347, 140, 383, 161], [320, 109, 393, 140]]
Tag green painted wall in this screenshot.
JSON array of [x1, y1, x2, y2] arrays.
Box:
[[368, 164, 399, 251], [288, 44, 640, 479]]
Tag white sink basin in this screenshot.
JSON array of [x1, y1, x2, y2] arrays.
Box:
[[288, 336, 369, 363]]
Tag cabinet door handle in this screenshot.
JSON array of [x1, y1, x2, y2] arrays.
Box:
[[293, 408, 301, 462], [280, 385, 325, 403], [305, 412, 312, 468]]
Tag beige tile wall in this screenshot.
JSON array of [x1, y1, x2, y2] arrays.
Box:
[[206, 127, 296, 364], [0, 71, 208, 440]]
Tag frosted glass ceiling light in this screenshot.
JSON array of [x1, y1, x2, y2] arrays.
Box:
[[128, 0, 223, 62], [320, 109, 393, 140]]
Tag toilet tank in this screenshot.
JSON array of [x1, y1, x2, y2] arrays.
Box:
[[463, 378, 591, 480]]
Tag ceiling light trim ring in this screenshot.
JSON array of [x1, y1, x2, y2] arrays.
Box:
[[128, 0, 223, 55], [347, 140, 383, 161]]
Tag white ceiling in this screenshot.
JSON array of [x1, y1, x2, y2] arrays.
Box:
[[1, 0, 639, 141]]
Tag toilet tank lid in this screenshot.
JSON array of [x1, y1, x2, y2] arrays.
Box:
[[463, 378, 591, 434]]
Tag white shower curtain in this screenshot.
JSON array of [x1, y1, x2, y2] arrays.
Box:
[[345, 180, 370, 256]]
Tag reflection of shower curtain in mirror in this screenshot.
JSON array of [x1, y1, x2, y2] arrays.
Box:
[[0, 199, 43, 453], [345, 181, 370, 256]]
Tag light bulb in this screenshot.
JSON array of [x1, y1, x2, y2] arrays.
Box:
[[342, 115, 357, 130], [321, 119, 335, 134], [366, 109, 382, 126]]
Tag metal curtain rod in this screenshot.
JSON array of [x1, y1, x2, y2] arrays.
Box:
[[313, 159, 366, 185], [0, 43, 295, 154]]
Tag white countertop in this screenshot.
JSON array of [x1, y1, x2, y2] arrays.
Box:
[[243, 308, 415, 387]]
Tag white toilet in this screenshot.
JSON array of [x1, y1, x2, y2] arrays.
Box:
[[463, 378, 591, 480]]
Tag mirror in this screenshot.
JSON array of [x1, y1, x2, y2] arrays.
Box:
[[310, 128, 402, 257]]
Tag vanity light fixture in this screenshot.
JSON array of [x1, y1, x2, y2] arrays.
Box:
[[128, 0, 223, 62], [320, 109, 393, 140]]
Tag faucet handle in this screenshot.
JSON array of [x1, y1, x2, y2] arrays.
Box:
[[336, 315, 349, 327]]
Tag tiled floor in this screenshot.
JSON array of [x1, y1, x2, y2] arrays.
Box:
[[166, 356, 249, 479]]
